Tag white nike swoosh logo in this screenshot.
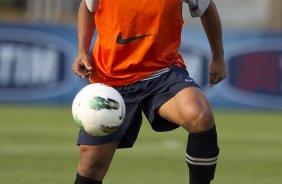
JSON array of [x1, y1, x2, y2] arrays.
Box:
[[185, 79, 194, 82]]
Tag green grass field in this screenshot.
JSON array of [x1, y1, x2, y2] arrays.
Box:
[[0, 105, 282, 184]]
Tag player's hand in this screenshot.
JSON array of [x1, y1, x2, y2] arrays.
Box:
[[72, 54, 93, 78], [209, 55, 226, 87]]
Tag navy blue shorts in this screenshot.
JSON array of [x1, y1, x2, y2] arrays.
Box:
[[77, 66, 200, 148]]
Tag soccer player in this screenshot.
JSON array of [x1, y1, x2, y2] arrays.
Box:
[[72, 0, 226, 183]]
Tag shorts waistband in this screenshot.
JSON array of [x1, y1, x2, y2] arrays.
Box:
[[141, 68, 170, 81]]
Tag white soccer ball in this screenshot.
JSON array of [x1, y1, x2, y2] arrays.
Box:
[[72, 83, 126, 136]]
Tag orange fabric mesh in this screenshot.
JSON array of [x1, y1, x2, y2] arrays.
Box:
[[90, 0, 186, 86]]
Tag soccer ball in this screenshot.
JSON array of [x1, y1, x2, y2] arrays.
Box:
[[72, 83, 126, 136]]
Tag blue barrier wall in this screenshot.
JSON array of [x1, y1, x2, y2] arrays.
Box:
[[0, 24, 281, 109], [181, 30, 282, 109], [0, 24, 83, 103]]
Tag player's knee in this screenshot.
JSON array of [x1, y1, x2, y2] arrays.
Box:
[[182, 108, 215, 132], [198, 109, 215, 129]]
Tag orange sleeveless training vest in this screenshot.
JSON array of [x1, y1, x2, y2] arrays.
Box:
[[90, 0, 186, 86]]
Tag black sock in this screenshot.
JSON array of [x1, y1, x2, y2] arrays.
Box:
[[74, 173, 102, 184], [186, 126, 220, 184]]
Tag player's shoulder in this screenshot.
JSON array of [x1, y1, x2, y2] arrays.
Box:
[[85, 0, 100, 13]]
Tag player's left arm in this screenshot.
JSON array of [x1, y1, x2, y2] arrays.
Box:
[[186, 0, 226, 87], [200, 1, 226, 87]]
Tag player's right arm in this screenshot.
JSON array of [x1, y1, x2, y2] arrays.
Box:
[[72, 0, 99, 78]]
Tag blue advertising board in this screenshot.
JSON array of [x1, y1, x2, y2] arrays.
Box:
[[0, 24, 281, 109], [223, 38, 282, 109], [0, 24, 81, 103]]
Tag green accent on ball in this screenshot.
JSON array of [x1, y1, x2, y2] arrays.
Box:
[[74, 115, 84, 128], [89, 97, 119, 110], [100, 125, 119, 134]]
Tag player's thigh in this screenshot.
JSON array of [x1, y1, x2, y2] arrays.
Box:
[[78, 142, 119, 180], [157, 87, 215, 132]]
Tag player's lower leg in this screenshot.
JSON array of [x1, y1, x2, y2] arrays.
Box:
[[74, 143, 118, 184], [186, 126, 219, 184], [74, 173, 102, 184]]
